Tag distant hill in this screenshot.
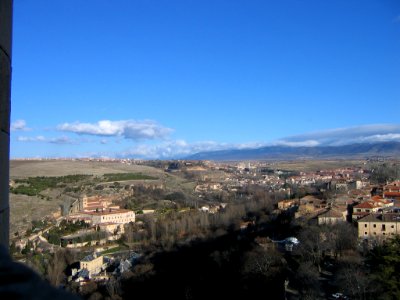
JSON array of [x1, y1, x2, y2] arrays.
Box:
[[186, 141, 400, 161]]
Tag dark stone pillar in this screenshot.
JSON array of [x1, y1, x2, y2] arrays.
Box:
[[0, 0, 13, 249]]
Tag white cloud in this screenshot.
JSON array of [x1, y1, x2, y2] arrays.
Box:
[[11, 120, 30, 131], [17, 135, 76, 145], [57, 120, 173, 140], [15, 123, 400, 159], [113, 124, 400, 159], [17, 136, 46, 142]]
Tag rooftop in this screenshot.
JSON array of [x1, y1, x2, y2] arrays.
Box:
[[359, 213, 400, 223], [81, 254, 102, 262], [354, 202, 376, 209], [82, 209, 133, 216]]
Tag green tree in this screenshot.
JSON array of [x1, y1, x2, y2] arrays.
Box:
[[367, 237, 400, 299]]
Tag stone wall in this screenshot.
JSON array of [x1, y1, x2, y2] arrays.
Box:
[[0, 0, 13, 248]]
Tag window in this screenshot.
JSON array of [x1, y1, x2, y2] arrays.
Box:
[[382, 224, 386, 231], [364, 232, 367, 235], [373, 224, 376, 228], [364, 224, 367, 228], [391, 225, 394, 228]]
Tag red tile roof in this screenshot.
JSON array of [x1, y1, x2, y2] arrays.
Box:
[[354, 202, 375, 209]]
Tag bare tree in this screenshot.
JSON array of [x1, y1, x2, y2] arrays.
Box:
[[296, 225, 329, 272], [242, 247, 284, 281], [47, 249, 67, 287], [335, 262, 370, 300]]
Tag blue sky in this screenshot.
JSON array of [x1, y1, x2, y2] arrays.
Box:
[[10, 0, 400, 158]]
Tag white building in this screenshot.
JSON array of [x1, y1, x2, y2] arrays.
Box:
[[89, 209, 135, 225], [69, 209, 135, 226]]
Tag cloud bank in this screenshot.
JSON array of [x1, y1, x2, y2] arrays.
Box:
[[57, 120, 173, 140], [127, 124, 400, 159], [276, 124, 400, 147], [14, 123, 400, 159]]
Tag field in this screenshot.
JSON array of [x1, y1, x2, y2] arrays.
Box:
[[10, 160, 163, 178], [9, 160, 162, 234], [268, 159, 366, 172]]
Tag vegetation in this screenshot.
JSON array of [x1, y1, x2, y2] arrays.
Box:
[[369, 162, 400, 184], [100, 246, 124, 255], [9, 159, 400, 300], [366, 237, 400, 299], [10, 175, 92, 196], [44, 220, 89, 245], [103, 173, 157, 182]]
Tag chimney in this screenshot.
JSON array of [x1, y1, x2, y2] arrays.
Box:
[[0, 0, 13, 250]]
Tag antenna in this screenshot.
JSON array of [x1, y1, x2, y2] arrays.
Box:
[[0, 0, 13, 250]]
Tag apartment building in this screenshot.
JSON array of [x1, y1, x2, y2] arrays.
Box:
[[358, 213, 400, 238]]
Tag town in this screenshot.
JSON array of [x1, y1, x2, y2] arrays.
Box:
[[7, 158, 400, 299]]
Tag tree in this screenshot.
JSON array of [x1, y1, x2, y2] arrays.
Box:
[[242, 247, 285, 281], [366, 237, 400, 299], [335, 261, 370, 300], [241, 247, 286, 299], [47, 250, 67, 287], [330, 223, 357, 258], [106, 278, 122, 299], [294, 260, 320, 294], [369, 163, 400, 184], [296, 225, 329, 272]]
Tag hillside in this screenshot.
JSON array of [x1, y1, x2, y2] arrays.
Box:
[[187, 141, 400, 161], [9, 160, 173, 235]]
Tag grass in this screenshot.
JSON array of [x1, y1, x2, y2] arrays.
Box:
[[100, 246, 123, 255]]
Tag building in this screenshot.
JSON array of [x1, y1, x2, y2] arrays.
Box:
[[278, 199, 297, 210], [384, 181, 400, 192], [80, 254, 104, 278], [383, 191, 400, 201], [70, 209, 135, 226], [298, 195, 326, 214], [317, 208, 346, 225], [82, 195, 118, 212], [352, 201, 381, 220], [352, 198, 394, 220], [382, 181, 400, 201], [89, 209, 135, 225], [358, 213, 400, 239]]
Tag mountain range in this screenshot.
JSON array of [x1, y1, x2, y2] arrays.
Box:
[[186, 141, 400, 161]]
